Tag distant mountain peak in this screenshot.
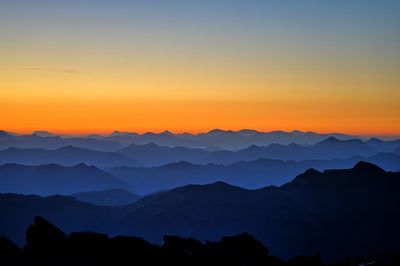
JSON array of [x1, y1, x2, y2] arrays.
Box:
[[238, 129, 258, 135], [110, 131, 138, 137], [353, 161, 384, 172], [291, 130, 303, 134], [288, 168, 322, 186], [74, 162, 90, 168], [144, 142, 160, 147], [207, 129, 230, 134], [32, 131, 55, 137], [0, 130, 13, 137], [367, 137, 383, 143], [160, 161, 196, 169], [242, 144, 263, 151], [183, 181, 242, 191], [304, 168, 321, 175], [319, 136, 340, 143], [110, 131, 124, 136], [161, 130, 173, 135], [210, 181, 235, 187], [56, 145, 83, 151]]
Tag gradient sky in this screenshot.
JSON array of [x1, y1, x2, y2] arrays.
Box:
[[1, 0, 399, 135]]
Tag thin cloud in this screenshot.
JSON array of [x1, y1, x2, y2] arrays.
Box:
[[24, 67, 81, 74]]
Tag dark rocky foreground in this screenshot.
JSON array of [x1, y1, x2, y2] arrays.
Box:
[[1, 217, 398, 266]]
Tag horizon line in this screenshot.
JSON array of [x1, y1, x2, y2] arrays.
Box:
[[2, 128, 400, 138]]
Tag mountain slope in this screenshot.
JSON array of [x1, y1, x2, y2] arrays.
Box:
[[118, 162, 400, 260], [0, 133, 122, 151], [107, 153, 400, 194], [1, 163, 399, 261], [0, 194, 121, 246], [117, 143, 209, 166], [71, 189, 140, 206], [202, 137, 377, 164], [178, 129, 360, 149], [0, 146, 139, 168], [0, 163, 129, 195], [115, 137, 383, 166]]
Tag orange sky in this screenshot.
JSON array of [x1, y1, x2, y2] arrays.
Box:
[[1, 1, 399, 136]]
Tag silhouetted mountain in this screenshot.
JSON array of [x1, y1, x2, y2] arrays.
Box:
[[0, 133, 122, 151], [202, 137, 377, 164], [0, 194, 121, 246], [180, 129, 360, 149], [3, 129, 398, 153], [121, 131, 204, 147], [365, 137, 400, 153], [117, 143, 209, 166], [2, 129, 362, 150], [367, 152, 400, 170], [32, 130, 56, 137], [0, 130, 16, 140], [1, 163, 398, 261], [0, 163, 129, 195], [3, 217, 349, 266], [115, 137, 385, 166], [71, 189, 140, 206], [107, 153, 400, 194], [110, 131, 139, 137], [0, 146, 139, 168], [103, 131, 140, 144], [310, 137, 376, 158], [115, 163, 400, 260]]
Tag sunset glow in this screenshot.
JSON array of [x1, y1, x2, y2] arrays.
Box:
[[1, 1, 399, 135]]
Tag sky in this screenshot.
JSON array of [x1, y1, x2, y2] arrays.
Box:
[[1, 0, 399, 135]]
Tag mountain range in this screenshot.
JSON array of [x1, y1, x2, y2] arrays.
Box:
[[1, 162, 399, 261], [1, 216, 332, 266], [0, 130, 122, 151], [71, 189, 140, 206], [0, 163, 129, 195], [0, 129, 371, 151], [2, 136, 400, 167], [90, 129, 365, 149], [108, 152, 400, 194], [1, 152, 399, 195], [0, 146, 139, 168], [111, 136, 400, 166]]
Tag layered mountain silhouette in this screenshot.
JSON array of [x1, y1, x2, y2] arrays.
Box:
[[117, 142, 210, 166], [0, 163, 129, 195], [115, 137, 400, 166], [181, 129, 360, 149], [0, 216, 343, 266], [1, 152, 398, 196], [102, 129, 361, 149], [71, 189, 140, 206], [1, 129, 370, 151], [107, 153, 400, 194], [2, 130, 399, 165], [0, 131, 122, 151], [200, 137, 378, 164], [365, 137, 400, 153], [0, 146, 139, 168], [1, 162, 399, 261]]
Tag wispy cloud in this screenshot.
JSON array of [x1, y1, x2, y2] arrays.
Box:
[[24, 67, 81, 74]]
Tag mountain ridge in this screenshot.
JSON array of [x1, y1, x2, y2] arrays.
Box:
[[1, 162, 400, 261], [0, 163, 129, 195]]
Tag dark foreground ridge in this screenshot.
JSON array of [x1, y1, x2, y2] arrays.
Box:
[[1, 217, 399, 266]]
